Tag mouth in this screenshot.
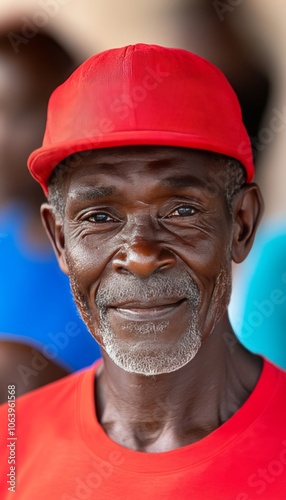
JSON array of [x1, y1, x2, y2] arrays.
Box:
[[108, 299, 186, 321]]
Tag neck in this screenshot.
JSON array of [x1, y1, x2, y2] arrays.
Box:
[[95, 314, 262, 452]]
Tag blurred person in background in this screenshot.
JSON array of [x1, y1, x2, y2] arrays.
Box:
[[177, 0, 270, 167], [225, 0, 286, 369], [0, 339, 68, 403], [0, 23, 101, 386]]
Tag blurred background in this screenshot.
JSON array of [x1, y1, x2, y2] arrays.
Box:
[[0, 0, 285, 400]]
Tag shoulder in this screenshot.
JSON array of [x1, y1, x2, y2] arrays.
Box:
[[0, 340, 69, 403]]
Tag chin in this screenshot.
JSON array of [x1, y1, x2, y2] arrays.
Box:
[[102, 336, 202, 376]]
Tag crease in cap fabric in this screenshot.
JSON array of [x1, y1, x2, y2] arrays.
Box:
[[27, 43, 254, 195]]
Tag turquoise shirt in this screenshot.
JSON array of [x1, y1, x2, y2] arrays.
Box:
[[230, 221, 286, 369]]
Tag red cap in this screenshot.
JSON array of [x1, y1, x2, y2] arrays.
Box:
[[28, 44, 254, 195]]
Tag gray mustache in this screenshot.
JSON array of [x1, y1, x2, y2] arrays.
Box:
[[96, 270, 200, 308]]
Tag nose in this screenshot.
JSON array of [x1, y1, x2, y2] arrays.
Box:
[[112, 240, 176, 279]]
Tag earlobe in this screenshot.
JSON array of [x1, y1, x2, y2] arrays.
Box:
[[231, 184, 264, 263], [41, 203, 69, 275]]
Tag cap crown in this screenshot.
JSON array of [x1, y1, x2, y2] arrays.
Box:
[[28, 44, 254, 193]]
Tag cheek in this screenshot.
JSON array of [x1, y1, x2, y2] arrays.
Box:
[[199, 257, 232, 340], [64, 233, 115, 292], [175, 234, 232, 324], [174, 233, 229, 284]]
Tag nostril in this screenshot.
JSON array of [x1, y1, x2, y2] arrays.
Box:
[[113, 264, 131, 276], [159, 261, 173, 271]]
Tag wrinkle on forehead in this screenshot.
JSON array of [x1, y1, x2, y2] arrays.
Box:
[[68, 186, 116, 202], [67, 146, 216, 169]]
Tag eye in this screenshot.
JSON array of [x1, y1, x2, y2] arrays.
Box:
[[88, 212, 115, 223], [167, 206, 197, 217]]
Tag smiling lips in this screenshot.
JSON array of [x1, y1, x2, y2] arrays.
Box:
[[109, 299, 186, 321]]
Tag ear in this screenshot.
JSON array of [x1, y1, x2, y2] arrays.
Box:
[[231, 183, 264, 263], [41, 203, 69, 275]]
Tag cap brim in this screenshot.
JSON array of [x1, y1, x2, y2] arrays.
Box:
[[28, 130, 254, 195]]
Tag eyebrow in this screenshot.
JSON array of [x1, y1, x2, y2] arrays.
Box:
[[69, 186, 116, 201]]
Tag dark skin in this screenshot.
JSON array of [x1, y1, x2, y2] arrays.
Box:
[[42, 146, 263, 453], [0, 341, 68, 404]]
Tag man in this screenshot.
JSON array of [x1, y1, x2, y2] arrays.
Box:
[[1, 44, 285, 499]]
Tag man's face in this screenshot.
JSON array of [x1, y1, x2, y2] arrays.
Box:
[[54, 147, 235, 375]]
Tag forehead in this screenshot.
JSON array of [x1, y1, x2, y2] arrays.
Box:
[[63, 146, 224, 190]]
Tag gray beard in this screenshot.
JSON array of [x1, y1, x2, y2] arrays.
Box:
[[69, 265, 231, 376], [69, 268, 201, 375], [96, 313, 202, 376]]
